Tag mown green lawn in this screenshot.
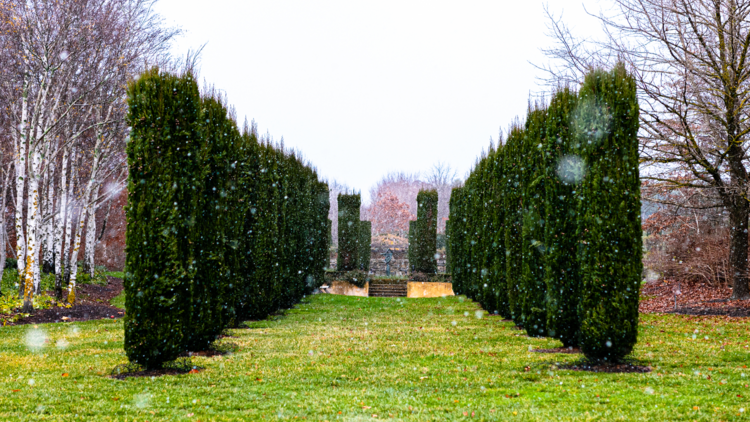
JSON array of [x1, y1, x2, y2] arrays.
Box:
[[0, 294, 749, 421]]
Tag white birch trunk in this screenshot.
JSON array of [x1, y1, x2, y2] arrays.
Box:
[[22, 67, 52, 310], [0, 167, 10, 293], [54, 147, 69, 299], [43, 164, 55, 273], [67, 142, 102, 303], [14, 73, 29, 298], [85, 198, 96, 278], [22, 145, 42, 310]]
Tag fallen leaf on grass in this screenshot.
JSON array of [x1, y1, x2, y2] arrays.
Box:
[[188, 369, 200, 374], [112, 397, 120, 401], [11, 389, 20, 393], [61, 373, 69, 377]]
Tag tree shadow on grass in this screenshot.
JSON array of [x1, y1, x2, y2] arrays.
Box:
[[110, 358, 201, 380]]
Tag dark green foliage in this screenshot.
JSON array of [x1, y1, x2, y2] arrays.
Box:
[[337, 194, 361, 271], [324, 270, 369, 288], [521, 106, 549, 337], [544, 88, 581, 347], [188, 95, 241, 351], [124, 69, 203, 369], [575, 65, 642, 362], [4, 259, 17, 270], [447, 144, 510, 318], [444, 220, 451, 274], [358, 221, 372, 272], [409, 190, 438, 274], [503, 125, 526, 324], [448, 188, 466, 297], [447, 65, 642, 361], [125, 69, 330, 368], [407, 220, 417, 272]]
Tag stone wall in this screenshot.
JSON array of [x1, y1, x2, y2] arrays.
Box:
[[329, 252, 447, 275]]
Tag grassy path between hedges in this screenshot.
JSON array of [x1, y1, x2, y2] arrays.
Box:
[[1, 294, 749, 421]]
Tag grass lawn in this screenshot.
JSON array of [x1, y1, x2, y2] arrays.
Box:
[[0, 294, 749, 421]]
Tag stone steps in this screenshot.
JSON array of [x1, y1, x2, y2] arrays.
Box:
[[369, 283, 407, 297]]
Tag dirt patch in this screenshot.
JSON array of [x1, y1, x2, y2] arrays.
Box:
[[561, 363, 652, 373], [532, 347, 581, 354], [640, 280, 750, 317], [78, 276, 124, 303], [9, 276, 125, 326], [670, 306, 750, 317], [111, 368, 196, 380], [15, 303, 124, 325], [180, 350, 227, 358]]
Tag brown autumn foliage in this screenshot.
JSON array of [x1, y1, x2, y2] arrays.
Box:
[[642, 184, 731, 287]]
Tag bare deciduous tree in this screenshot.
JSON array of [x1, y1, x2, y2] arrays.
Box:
[[0, 0, 178, 309], [540, 0, 750, 299]]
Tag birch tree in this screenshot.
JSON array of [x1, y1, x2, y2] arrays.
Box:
[[0, 0, 177, 309], [541, 0, 750, 299]]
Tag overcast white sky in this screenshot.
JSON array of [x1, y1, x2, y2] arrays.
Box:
[[154, 0, 602, 203]]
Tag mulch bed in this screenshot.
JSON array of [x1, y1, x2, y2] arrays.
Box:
[[640, 280, 750, 317], [111, 367, 197, 380], [9, 276, 125, 326], [180, 350, 227, 358], [560, 363, 652, 373], [532, 347, 581, 354]]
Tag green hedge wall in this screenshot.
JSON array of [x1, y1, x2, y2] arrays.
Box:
[[521, 106, 549, 337], [409, 190, 438, 274], [124, 69, 204, 369], [503, 124, 526, 324], [448, 65, 642, 362], [125, 69, 330, 369], [337, 194, 361, 271], [544, 88, 581, 347], [358, 220, 372, 272], [575, 65, 641, 361]]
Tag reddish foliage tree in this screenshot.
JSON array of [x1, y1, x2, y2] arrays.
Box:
[[369, 191, 414, 235]]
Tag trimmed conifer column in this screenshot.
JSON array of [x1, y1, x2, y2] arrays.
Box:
[[544, 87, 581, 347], [337, 194, 361, 271], [412, 190, 438, 274], [358, 220, 372, 272], [503, 124, 526, 326], [124, 69, 203, 369], [521, 106, 549, 337], [576, 64, 642, 362]]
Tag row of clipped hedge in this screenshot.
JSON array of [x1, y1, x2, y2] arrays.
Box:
[[124, 69, 330, 369], [336, 193, 371, 272], [447, 65, 642, 362], [408, 190, 438, 273]]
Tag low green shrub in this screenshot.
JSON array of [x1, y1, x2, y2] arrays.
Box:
[[410, 272, 452, 283], [324, 270, 370, 288]]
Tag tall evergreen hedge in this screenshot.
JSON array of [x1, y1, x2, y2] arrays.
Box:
[[544, 88, 581, 347], [575, 65, 641, 361], [188, 95, 242, 351], [358, 220, 372, 272], [337, 194, 361, 271], [125, 69, 330, 369], [447, 64, 642, 362], [521, 106, 549, 337], [124, 69, 204, 368], [503, 124, 526, 325], [409, 190, 438, 274], [444, 219, 452, 274]]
